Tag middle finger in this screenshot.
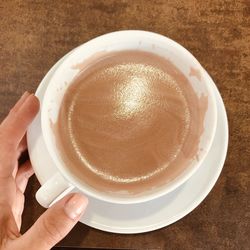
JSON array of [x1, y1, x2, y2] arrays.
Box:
[[15, 160, 34, 193], [18, 135, 27, 155]]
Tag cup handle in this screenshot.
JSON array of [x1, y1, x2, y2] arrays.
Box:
[[36, 173, 74, 208]]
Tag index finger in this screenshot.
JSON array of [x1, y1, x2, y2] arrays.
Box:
[[0, 94, 40, 147]]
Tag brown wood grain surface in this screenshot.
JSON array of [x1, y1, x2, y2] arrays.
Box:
[[1, 1, 249, 249]]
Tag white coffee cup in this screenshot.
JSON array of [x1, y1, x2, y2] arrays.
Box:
[[36, 30, 217, 208]]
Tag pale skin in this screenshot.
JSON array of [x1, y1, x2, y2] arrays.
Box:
[[0, 92, 88, 250]]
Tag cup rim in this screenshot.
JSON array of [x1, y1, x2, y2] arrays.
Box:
[[41, 30, 217, 204]]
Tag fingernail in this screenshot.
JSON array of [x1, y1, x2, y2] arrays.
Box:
[[19, 91, 30, 102], [22, 91, 30, 98], [64, 194, 88, 220]]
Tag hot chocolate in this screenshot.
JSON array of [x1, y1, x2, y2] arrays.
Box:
[[55, 50, 207, 194]]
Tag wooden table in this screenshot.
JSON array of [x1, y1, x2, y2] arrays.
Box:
[[1, 1, 249, 249]]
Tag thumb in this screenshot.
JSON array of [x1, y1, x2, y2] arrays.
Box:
[[20, 193, 88, 250]]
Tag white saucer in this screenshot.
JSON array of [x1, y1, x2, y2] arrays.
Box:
[[27, 51, 228, 234]]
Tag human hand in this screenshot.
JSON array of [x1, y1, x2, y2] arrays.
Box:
[[0, 92, 88, 250]]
